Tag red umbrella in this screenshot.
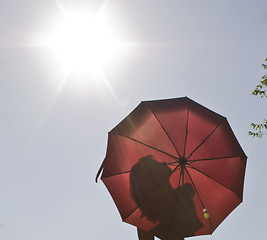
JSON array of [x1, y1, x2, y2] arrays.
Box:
[[96, 97, 247, 240]]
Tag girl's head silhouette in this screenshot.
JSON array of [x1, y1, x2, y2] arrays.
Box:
[[130, 155, 203, 240]]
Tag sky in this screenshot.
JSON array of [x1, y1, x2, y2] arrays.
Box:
[[0, 0, 267, 240]]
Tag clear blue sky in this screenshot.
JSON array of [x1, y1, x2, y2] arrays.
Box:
[[0, 1, 267, 239]]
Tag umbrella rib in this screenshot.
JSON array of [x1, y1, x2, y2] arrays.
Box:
[[184, 167, 213, 234], [101, 162, 179, 180], [124, 165, 181, 222], [167, 161, 180, 166], [112, 133, 179, 160], [188, 155, 241, 164], [184, 167, 205, 209], [187, 165, 237, 196], [187, 120, 224, 160], [144, 104, 182, 158], [178, 166, 184, 187], [183, 99, 190, 157], [101, 169, 133, 179]]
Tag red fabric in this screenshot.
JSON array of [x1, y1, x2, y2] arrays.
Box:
[[100, 97, 247, 239]]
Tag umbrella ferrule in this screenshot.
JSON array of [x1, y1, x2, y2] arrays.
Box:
[[178, 156, 188, 166]]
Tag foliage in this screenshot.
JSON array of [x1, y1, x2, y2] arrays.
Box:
[[249, 58, 267, 137], [249, 119, 267, 138]]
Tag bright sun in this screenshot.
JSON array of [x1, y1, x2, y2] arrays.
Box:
[[51, 14, 121, 75]]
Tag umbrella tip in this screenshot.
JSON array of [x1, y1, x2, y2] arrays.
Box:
[[203, 209, 210, 219]]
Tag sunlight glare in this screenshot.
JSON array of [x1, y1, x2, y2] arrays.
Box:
[[51, 14, 120, 75]]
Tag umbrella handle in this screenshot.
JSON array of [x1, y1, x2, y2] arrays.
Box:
[[137, 228, 154, 240], [95, 157, 107, 182]]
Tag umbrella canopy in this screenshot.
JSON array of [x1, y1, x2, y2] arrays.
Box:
[[96, 97, 247, 240]]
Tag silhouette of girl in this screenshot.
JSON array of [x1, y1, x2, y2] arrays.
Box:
[[130, 155, 203, 240]]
